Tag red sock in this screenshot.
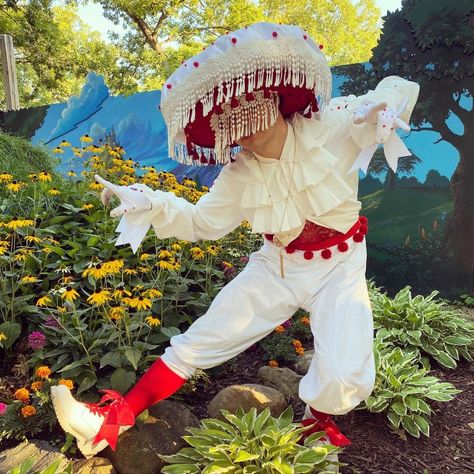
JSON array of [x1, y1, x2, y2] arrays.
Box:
[[124, 358, 187, 416]]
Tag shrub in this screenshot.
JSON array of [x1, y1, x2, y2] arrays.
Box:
[[364, 342, 461, 438], [160, 406, 341, 473], [369, 284, 474, 369]]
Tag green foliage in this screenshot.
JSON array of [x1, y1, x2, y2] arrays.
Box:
[[0, 133, 59, 182], [365, 342, 461, 438], [369, 284, 474, 369], [160, 406, 341, 473], [7, 457, 72, 474]]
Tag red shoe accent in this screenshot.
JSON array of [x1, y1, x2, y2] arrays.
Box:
[[299, 408, 351, 447], [88, 390, 135, 450], [124, 358, 186, 417]]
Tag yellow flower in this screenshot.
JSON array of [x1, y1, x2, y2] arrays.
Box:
[[158, 259, 174, 271], [14, 388, 30, 403], [158, 249, 173, 259], [0, 332, 6, 342], [53, 147, 64, 154], [145, 316, 161, 327], [6, 181, 25, 192], [89, 182, 104, 191], [14, 248, 33, 261], [206, 245, 219, 256], [171, 243, 181, 252], [36, 295, 52, 307], [38, 172, 52, 182], [87, 290, 111, 305], [190, 247, 205, 260], [182, 178, 197, 188], [25, 235, 41, 244], [221, 261, 233, 269], [144, 288, 162, 299], [31, 381, 43, 391], [61, 286, 80, 302], [268, 360, 279, 368], [112, 288, 132, 299], [80, 134, 93, 143], [48, 188, 61, 196], [108, 306, 125, 320], [67, 170, 77, 177], [21, 405, 36, 417], [21, 275, 40, 284], [82, 203, 94, 210], [59, 140, 71, 147], [58, 379, 74, 390], [124, 296, 152, 311], [0, 172, 13, 183], [201, 185, 209, 192], [57, 306, 67, 313], [4, 218, 35, 230], [102, 259, 124, 274], [82, 264, 109, 279], [139, 253, 152, 261], [124, 268, 138, 275], [35, 366, 51, 379], [138, 265, 151, 274]]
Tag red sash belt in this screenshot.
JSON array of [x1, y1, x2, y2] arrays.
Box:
[[265, 216, 368, 260]]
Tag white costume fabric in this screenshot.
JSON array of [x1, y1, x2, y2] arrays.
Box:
[[113, 76, 419, 415]]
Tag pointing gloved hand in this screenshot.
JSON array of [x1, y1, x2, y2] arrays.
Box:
[[94, 174, 153, 218]]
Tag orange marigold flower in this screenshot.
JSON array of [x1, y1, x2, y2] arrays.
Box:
[[275, 325, 285, 333], [58, 379, 74, 390], [35, 366, 51, 379], [292, 339, 303, 348], [299, 316, 310, 326], [268, 360, 279, 368], [296, 347, 305, 356], [14, 388, 30, 403], [31, 381, 43, 391], [21, 405, 37, 417]]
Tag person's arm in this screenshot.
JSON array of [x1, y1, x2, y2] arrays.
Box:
[[96, 165, 245, 253]]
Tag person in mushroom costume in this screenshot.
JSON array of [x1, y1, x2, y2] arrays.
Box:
[[51, 22, 419, 458]]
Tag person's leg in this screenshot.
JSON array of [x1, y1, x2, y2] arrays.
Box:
[[52, 247, 303, 456], [298, 240, 375, 444]]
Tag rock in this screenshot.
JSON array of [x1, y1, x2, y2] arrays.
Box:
[[257, 366, 302, 400], [74, 457, 116, 473], [293, 349, 315, 375], [0, 439, 70, 473], [207, 383, 287, 421], [103, 400, 200, 474]]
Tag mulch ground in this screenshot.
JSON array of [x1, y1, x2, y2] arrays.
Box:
[[180, 344, 474, 474]]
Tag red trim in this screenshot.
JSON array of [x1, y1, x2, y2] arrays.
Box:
[[265, 216, 367, 253]]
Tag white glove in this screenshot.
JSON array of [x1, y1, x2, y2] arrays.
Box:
[[94, 174, 152, 218], [349, 97, 412, 174]]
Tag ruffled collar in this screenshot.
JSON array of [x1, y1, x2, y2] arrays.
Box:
[[229, 114, 354, 234]]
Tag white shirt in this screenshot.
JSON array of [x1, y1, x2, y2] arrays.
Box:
[[115, 76, 419, 252]]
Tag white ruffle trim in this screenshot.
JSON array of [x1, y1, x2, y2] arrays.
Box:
[[231, 115, 354, 234]]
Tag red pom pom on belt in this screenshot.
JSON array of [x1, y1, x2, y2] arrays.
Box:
[[265, 216, 368, 260]]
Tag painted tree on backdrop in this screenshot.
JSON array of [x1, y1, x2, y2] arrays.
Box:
[[82, 0, 381, 88], [338, 0, 474, 289]]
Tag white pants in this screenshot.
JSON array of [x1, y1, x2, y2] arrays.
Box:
[[161, 237, 375, 415]]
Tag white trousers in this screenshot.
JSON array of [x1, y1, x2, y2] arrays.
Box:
[[161, 237, 375, 415]]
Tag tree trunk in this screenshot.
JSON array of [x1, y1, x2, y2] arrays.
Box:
[[387, 169, 396, 189], [445, 141, 474, 291]]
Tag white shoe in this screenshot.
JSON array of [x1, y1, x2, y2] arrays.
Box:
[[51, 385, 132, 458]]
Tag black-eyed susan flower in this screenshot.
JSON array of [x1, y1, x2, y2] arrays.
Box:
[[0, 172, 13, 183], [102, 259, 124, 274], [25, 235, 41, 244], [139, 253, 152, 261], [6, 181, 25, 192], [145, 316, 160, 327], [80, 134, 93, 143], [157, 259, 174, 271], [61, 286, 80, 302], [53, 147, 64, 154], [87, 290, 111, 305], [38, 172, 52, 182], [144, 288, 162, 299], [82, 264, 108, 279], [36, 295, 52, 307], [206, 245, 219, 256], [170, 243, 181, 252], [190, 247, 205, 260], [67, 170, 77, 177], [112, 288, 132, 299], [21, 275, 40, 284], [158, 249, 173, 259], [59, 140, 71, 147], [108, 306, 126, 320], [4, 218, 35, 230], [82, 203, 94, 210], [14, 248, 33, 261], [124, 296, 152, 311], [89, 182, 104, 191], [123, 268, 138, 275], [48, 188, 61, 196]]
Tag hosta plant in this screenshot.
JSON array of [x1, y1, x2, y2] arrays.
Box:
[[160, 406, 341, 473], [365, 342, 461, 438], [369, 284, 474, 369]]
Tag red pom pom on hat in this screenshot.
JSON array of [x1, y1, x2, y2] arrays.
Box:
[[353, 233, 364, 243], [359, 224, 368, 235], [321, 249, 332, 259], [359, 216, 368, 225], [304, 251, 314, 260]]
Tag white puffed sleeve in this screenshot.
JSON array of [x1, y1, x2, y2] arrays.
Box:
[[114, 165, 245, 252]]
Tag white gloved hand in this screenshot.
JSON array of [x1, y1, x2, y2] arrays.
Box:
[[94, 174, 152, 218]]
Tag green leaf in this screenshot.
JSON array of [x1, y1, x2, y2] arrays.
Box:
[[39, 459, 62, 474], [413, 415, 430, 437], [161, 327, 181, 338], [401, 415, 420, 438], [124, 347, 142, 370], [387, 411, 401, 429], [404, 396, 419, 411], [0, 322, 21, 349], [444, 336, 471, 346], [161, 463, 201, 474], [433, 352, 457, 369], [77, 371, 97, 395], [391, 402, 406, 416], [234, 450, 260, 462], [7, 457, 35, 474], [100, 351, 122, 369], [416, 399, 432, 415], [110, 368, 136, 393], [425, 391, 453, 402]]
